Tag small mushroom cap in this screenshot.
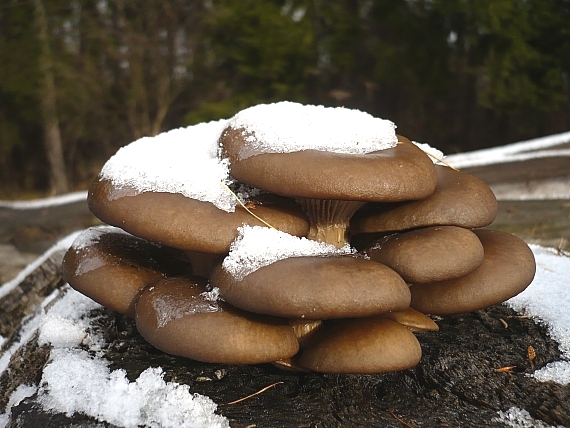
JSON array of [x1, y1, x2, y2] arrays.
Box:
[[352, 165, 498, 235], [211, 256, 411, 319], [62, 227, 192, 318], [379, 308, 439, 332], [410, 229, 536, 315], [135, 277, 299, 364], [221, 133, 437, 202], [298, 317, 422, 374], [88, 177, 309, 254], [366, 226, 484, 283]]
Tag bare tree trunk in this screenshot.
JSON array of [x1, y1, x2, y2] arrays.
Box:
[[33, 0, 69, 195]]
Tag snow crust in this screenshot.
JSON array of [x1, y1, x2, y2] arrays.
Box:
[[494, 407, 564, 428], [0, 285, 229, 428], [100, 120, 237, 212], [222, 225, 355, 281], [505, 245, 570, 385], [227, 102, 398, 160], [38, 349, 228, 428]]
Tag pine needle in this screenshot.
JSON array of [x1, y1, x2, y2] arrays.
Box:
[[220, 182, 276, 229], [388, 410, 416, 428], [422, 151, 460, 171], [224, 382, 284, 405]]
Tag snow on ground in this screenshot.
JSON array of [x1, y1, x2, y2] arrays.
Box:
[[444, 130, 570, 200], [506, 245, 570, 384], [0, 267, 229, 428], [494, 407, 565, 428], [0, 191, 87, 210], [445, 130, 570, 169]]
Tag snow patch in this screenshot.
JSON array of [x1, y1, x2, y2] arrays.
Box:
[[222, 225, 355, 280], [445, 130, 570, 169], [37, 349, 228, 428], [494, 406, 564, 427], [0, 191, 87, 210], [413, 141, 446, 165], [505, 245, 570, 384], [100, 120, 237, 212], [227, 102, 398, 160], [0, 231, 81, 300]]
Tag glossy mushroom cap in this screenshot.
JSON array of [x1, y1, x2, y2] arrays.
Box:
[[298, 317, 422, 373], [62, 226, 192, 318], [365, 226, 484, 283], [221, 133, 438, 203], [135, 277, 299, 364], [410, 229, 536, 315], [352, 165, 498, 235], [89, 177, 309, 254], [211, 256, 411, 320]]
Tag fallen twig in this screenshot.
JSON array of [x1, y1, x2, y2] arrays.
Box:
[[224, 382, 284, 405], [388, 410, 416, 428]]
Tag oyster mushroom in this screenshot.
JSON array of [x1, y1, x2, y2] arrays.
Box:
[[351, 165, 498, 236], [89, 178, 309, 254], [365, 226, 484, 283], [297, 317, 422, 374], [210, 226, 410, 319], [410, 229, 536, 315], [219, 102, 437, 248], [88, 120, 309, 254], [135, 277, 299, 364], [62, 226, 192, 318]]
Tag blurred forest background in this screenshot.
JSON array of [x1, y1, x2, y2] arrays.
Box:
[[1, 0, 570, 197]]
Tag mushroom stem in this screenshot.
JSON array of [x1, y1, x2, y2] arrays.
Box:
[[296, 198, 365, 248]]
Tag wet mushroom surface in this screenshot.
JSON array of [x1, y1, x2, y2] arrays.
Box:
[[62, 101, 537, 377]]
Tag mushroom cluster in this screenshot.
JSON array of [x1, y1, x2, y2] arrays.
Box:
[[63, 102, 536, 374]]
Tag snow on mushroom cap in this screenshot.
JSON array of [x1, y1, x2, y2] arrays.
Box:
[[227, 102, 398, 160], [413, 142, 446, 165], [100, 120, 237, 212], [222, 225, 356, 281]]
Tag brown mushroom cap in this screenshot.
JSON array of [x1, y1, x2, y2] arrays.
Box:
[[135, 277, 299, 364], [351, 165, 498, 235], [366, 226, 484, 283], [210, 256, 411, 319], [410, 229, 536, 315], [379, 308, 439, 332], [88, 177, 309, 254], [62, 226, 192, 317], [220, 133, 438, 202], [298, 317, 422, 373]]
